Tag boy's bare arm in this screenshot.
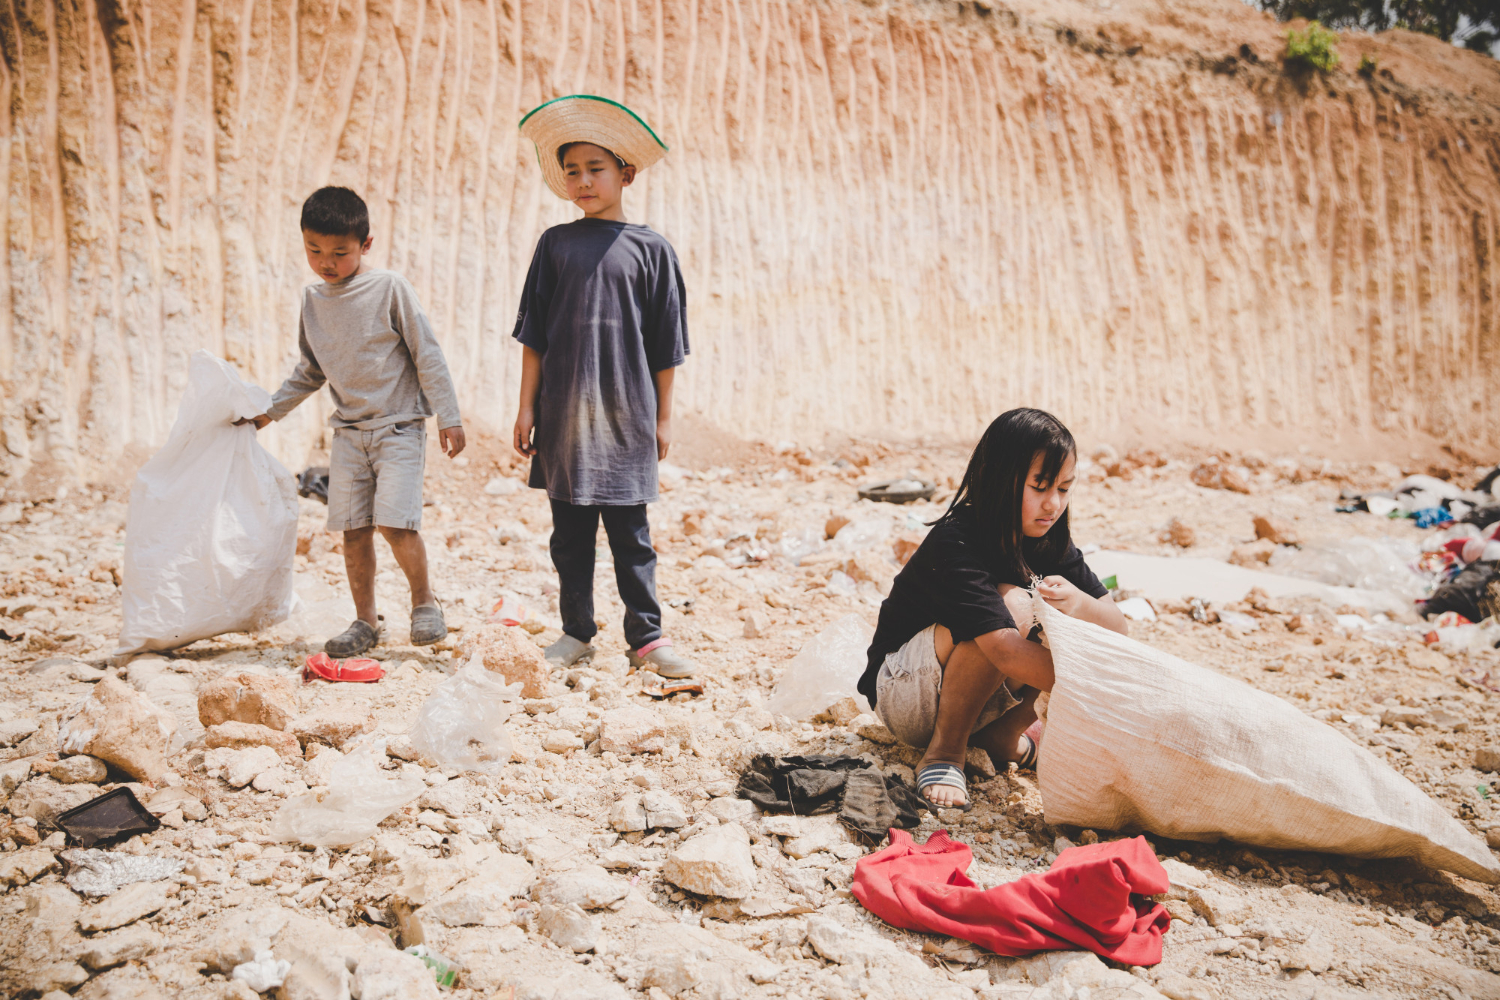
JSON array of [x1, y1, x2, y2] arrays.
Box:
[[513, 346, 544, 456], [653, 367, 675, 461]]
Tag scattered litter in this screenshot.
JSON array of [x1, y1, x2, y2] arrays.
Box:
[[1115, 597, 1156, 622], [296, 466, 330, 504], [406, 944, 462, 988], [737, 754, 921, 843], [643, 682, 703, 699], [302, 651, 385, 684], [1267, 536, 1428, 602], [270, 740, 425, 848], [117, 350, 299, 654], [55, 787, 161, 848], [767, 614, 874, 720], [858, 479, 936, 504], [61, 848, 185, 897], [231, 950, 291, 992], [407, 659, 518, 775], [487, 594, 528, 626]]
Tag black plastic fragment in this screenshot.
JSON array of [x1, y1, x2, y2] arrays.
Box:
[[55, 787, 160, 848]]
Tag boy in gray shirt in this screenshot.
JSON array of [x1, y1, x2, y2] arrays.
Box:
[[241, 186, 465, 656]]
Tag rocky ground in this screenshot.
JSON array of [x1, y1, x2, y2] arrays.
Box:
[[1, 436, 1499, 1000]]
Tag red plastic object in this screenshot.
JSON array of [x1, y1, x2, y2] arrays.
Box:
[[303, 651, 386, 684]]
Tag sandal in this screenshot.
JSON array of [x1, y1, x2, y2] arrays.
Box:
[[324, 616, 384, 657], [410, 602, 447, 646], [1016, 720, 1044, 771], [303, 652, 386, 684], [626, 638, 697, 679], [916, 761, 971, 810]]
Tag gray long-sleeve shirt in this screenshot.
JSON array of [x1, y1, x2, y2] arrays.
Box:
[[266, 269, 462, 430]]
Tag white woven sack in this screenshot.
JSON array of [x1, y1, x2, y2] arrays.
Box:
[[1034, 599, 1499, 884]]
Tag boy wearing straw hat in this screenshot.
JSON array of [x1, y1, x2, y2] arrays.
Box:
[[513, 95, 696, 678]]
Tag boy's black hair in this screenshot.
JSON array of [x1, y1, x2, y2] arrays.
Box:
[[556, 142, 628, 169], [932, 407, 1077, 579], [301, 186, 369, 242]]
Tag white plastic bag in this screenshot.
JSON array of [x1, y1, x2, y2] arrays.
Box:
[[1267, 536, 1427, 600], [270, 740, 425, 848], [408, 659, 519, 775], [117, 351, 298, 654], [768, 614, 873, 720], [1035, 599, 1499, 883]]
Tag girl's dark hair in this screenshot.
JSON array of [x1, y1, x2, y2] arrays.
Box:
[[933, 408, 1077, 578], [301, 186, 369, 242]]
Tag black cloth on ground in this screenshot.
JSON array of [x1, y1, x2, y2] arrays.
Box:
[[1421, 561, 1500, 622], [736, 754, 923, 843], [860, 510, 1108, 708]]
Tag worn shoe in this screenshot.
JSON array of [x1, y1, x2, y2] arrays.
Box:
[[543, 634, 596, 668], [410, 602, 447, 646], [324, 616, 385, 658], [626, 639, 697, 679]]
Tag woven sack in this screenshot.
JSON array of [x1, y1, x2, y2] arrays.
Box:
[[1034, 599, 1499, 883]]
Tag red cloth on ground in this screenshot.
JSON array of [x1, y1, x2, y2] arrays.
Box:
[[852, 829, 1171, 966]]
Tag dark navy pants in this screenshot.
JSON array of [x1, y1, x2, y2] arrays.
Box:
[[548, 499, 663, 651]]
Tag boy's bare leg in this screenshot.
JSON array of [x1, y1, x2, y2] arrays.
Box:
[[916, 640, 1008, 807], [344, 527, 380, 626], [377, 526, 436, 608]]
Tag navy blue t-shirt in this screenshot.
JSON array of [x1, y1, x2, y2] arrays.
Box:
[[860, 512, 1107, 707]]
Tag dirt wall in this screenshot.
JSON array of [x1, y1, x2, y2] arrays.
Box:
[[4, 0, 1500, 489]]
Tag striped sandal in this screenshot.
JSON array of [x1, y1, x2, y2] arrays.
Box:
[[916, 761, 971, 811], [1015, 720, 1044, 771]]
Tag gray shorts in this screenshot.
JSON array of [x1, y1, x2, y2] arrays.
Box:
[[327, 421, 427, 532], [874, 625, 1020, 749]]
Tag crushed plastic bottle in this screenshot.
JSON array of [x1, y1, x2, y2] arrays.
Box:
[[407, 659, 519, 776], [269, 739, 424, 848]]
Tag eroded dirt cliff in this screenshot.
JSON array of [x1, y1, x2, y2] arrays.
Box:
[[4, 0, 1500, 489]]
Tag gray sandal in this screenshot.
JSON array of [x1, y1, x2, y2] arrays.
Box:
[[325, 616, 385, 657], [410, 603, 447, 646]]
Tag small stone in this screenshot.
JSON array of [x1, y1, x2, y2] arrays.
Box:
[[743, 610, 771, 639], [783, 815, 853, 859], [598, 705, 682, 755], [1381, 705, 1433, 728], [0, 848, 59, 887], [222, 745, 281, 788], [642, 950, 705, 996], [1252, 515, 1298, 545], [0, 758, 32, 794], [460, 622, 550, 698], [7, 777, 97, 822], [1474, 746, 1500, 772], [851, 714, 896, 744], [291, 705, 375, 749], [825, 514, 851, 539], [197, 672, 299, 731], [349, 947, 442, 1000], [706, 797, 759, 826], [204, 721, 303, 758], [610, 794, 648, 832], [824, 696, 862, 726], [191, 906, 290, 974], [80, 881, 169, 931], [533, 865, 629, 910], [1228, 539, 1276, 567], [642, 789, 688, 829], [538, 902, 600, 953], [79, 925, 163, 970], [48, 755, 109, 784], [0, 717, 39, 746], [1166, 518, 1195, 548], [57, 674, 176, 782], [24, 963, 89, 995], [542, 729, 584, 753], [1486, 828, 1500, 849], [1191, 462, 1251, 494], [662, 823, 757, 899], [1280, 937, 1333, 974], [1187, 886, 1253, 927]]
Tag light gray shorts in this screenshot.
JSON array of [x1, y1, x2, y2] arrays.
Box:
[[873, 625, 1020, 749], [327, 421, 427, 532]]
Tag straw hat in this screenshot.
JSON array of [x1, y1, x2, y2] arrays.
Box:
[[519, 95, 669, 200]]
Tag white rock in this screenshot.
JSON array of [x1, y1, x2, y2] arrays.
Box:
[[642, 949, 705, 996], [191, 906, 290, 973], [609, 794, 648, 832], [782, 815, 853, 859], [0, 757, 32, 794], [230, 949, 291, 992], [706, 797, 759, 826], [662, 823, 757, 899], [350, 947, 441, 1000], [1188, 886, 1253, 927], [805, 914, 916, 969], [597, 705, 680, 754], [642, 789, 688, 828], [761, 815, 802, 838], [79, 881, 169, 931], [78, 925, 163, 970], [532, 865, 628, 910], [542, 729, 584, 753], [223, 745, 282, 788], [539, 902, 600, 952]]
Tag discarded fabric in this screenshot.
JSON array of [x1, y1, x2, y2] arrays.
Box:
[[736, 754, 922, 843], [55, 787, 160, 848], [296, 466, 330, 504], [61, 848, 184, 897], [853, 830, 1170, 965]]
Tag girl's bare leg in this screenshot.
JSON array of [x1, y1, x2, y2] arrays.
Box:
[[970, 686, 1040, 769]]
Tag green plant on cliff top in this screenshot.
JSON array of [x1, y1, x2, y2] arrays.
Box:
[[1285, 22, 1341, 72]]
